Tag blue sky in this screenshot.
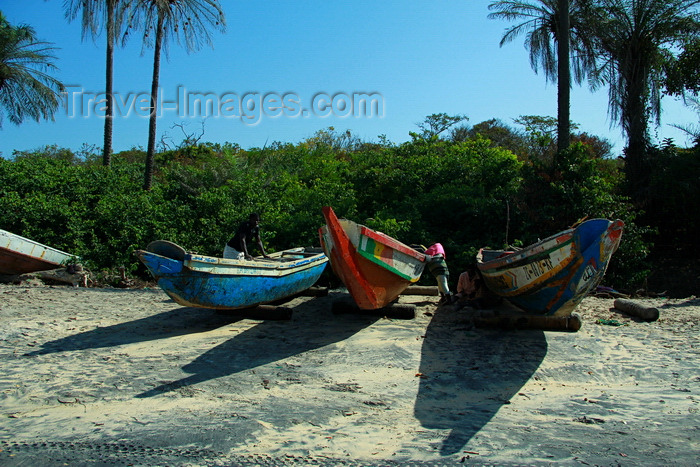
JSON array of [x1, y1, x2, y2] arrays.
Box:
[[1, 0, 697, 158]]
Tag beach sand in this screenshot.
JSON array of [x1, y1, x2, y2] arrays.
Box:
[[0, 283, 698, 466]]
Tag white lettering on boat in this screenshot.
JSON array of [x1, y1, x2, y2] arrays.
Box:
[[581, 264, 596, 283], [522, 257, 555, 281]]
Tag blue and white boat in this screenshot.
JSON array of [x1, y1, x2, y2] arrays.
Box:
[[136, 240, 328, 310], [477, 219, 624, 316]]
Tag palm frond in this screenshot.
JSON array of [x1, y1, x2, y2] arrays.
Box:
[[0, 15, 64, 127], [127, 0, 226, 56], [488, 0, 598, 84]]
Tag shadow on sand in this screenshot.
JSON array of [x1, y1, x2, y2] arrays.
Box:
[[134, 294, 379, 398], [414, 307, 547, 455], [24, 292, 378, 399], [24, 305, 246, 356]]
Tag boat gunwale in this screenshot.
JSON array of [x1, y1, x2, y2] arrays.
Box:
[[477, 234, 575, 273], [355, 246, 423, 282], [481, 248, 579, 298], [358, 226, 427, 262], [186, 251, 328, 272], [137, 248, 328, 278], [0, 228, 78, 264]]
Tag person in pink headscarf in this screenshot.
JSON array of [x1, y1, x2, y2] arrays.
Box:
[[424, 243, 445, 257], [414, 243, 453, 304]]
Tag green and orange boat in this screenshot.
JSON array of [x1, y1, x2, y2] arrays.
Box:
[[319, 206, 428, 310]]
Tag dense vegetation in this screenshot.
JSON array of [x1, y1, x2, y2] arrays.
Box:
[[4, 121, 696, 295]]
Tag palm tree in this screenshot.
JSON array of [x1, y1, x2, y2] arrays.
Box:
[[127, 0, 225, 190], [579, 0, 700, 197], [488, 0, 596, 158], [65, 0, 129, 167], [0, 13, 64, 128], [556, 0, 570, 153]]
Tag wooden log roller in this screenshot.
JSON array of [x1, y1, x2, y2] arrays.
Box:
[[401, 285, 439, 296], [613, 298, 660, 322], [472, 310, 583, 332], [299, 286, 329, 297]]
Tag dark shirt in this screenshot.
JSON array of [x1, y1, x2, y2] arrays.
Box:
[[227, 221, 259, 250]]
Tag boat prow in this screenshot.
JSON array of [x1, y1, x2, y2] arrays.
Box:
[[319, 206, 427, 309], [0, 229, 79, 275]]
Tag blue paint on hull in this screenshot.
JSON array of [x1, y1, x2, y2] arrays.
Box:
[[137, 250, 328, 310], [480, 219, 623, 316]]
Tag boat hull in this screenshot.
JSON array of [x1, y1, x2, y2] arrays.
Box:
[[136, 244, 328, 310], [0, 229, 77, 275], [477, 219, 624, 316], [319, 206, 426, 309]]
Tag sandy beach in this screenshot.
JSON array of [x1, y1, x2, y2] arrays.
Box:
[[0, 283, 698, 466]]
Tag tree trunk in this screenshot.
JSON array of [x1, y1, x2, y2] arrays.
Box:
[[144, 14, 163, 191], [102, 3, 114, 167], [622, 46, 651, 202], [624, 89, 649, 201], [556, 0, 571, 157]]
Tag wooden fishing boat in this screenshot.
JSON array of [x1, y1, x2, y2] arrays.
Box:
[[476, 219, 624, 316], [0, 228, 78, 275], [135, 241, 328, 310], [319, 206, 428, 310]]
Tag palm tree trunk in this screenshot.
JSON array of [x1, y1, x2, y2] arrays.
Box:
[[556, 0, 571, 157], [619, 36, 652, 201], [102, 3, 114, 167], [623, 72, 650, 201], [144, 13, 164, 191]]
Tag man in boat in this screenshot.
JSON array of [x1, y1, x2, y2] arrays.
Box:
[[224, 213, 269, 260]]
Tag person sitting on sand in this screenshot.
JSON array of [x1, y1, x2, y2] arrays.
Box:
[[455, 264, 499, 309], [224, 213, 269, 260]]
